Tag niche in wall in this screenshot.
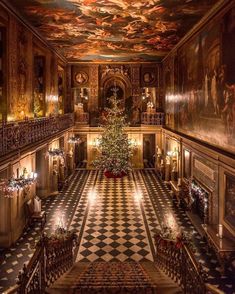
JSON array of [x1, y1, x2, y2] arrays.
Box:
[[143, 134, 155, 168], [183, 149, 191, 179]]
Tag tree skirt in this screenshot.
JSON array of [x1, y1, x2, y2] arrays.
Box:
[[104, 171, 127, 178]]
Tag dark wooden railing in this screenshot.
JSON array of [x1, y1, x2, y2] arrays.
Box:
[[154, 234, 222, 294], [3, 231, 77, 294], [141, 112, 165, 125], [0, 114, 74, 157]]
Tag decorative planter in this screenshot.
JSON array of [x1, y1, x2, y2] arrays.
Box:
[[104, 171, 127, 178]]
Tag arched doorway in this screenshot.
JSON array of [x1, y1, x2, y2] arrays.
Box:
[[74, 135, 87, 167], [143, 134, 155, 168]]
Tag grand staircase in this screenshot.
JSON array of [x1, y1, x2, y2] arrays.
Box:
[[47, 261, 182, 294]]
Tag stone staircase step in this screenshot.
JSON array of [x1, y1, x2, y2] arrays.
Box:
[[140, 262, 182, 294], [47, 261, 182, 294]]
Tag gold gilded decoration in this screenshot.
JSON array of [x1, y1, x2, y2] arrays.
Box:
[[75, 71, 88, 85]]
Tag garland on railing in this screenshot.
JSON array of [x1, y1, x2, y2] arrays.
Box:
[[15, 230, 78, 293], [0, 172, 37, 198], [154, 232, 208, 294], [68, 136, 81, 144], [157, 226, 196, 251], [46, 148, 64, 158]]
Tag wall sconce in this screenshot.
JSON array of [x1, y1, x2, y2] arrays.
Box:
[[167, 147, 179, 158], [129, 138, 138, 149], [141, 88, 151, 100], [92, 138, 100, 149]]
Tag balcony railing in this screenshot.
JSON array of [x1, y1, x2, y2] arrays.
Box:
[[0, 114, 74, 157], [141, 112, 165, 125]]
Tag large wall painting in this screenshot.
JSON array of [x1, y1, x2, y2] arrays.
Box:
[[9, 0, 217, 61], [165, 6, 235, 154]]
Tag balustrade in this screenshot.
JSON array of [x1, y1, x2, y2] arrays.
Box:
[[0, 114, 74, 157], [141, 112, 164, 125], [3, 231, 77, 294], [154, 234, 211, 294]]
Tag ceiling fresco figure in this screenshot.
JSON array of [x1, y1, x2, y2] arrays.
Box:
[[9, 0, 217, 61]]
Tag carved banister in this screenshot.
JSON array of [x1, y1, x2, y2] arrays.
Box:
[[44, 231, 77, 287], [155, 234, 209, 294], [2, 285, 20, 294], [0, 114, 74, 157], [4, 231, 77, 294], [141, 112, 165, 125]]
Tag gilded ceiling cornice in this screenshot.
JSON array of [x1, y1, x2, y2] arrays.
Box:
[[68, 61, 161, 65]]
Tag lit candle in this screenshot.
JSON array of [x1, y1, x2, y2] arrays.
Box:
[[218, 224, 223, 238]]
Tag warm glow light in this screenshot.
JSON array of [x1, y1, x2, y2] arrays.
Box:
[[48, 95, 58, 102], [184, 150, 190, 158], [88, 189, 96, 203], [56, 213, 65, 229], [134, 189, 142, 202], [165, 212, 178, 232], [129, 138, 138, 148], [92, 138, 100, 149]]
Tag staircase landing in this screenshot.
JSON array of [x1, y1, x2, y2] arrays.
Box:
[[47, 261, 182, 294]]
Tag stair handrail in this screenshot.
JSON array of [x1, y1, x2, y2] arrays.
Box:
[[205, 283, 225, 294], [154, 233, 223, 294], [3, 230, 77, 294]]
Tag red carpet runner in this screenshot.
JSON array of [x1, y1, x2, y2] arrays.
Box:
[[74, 261, 156, 294]]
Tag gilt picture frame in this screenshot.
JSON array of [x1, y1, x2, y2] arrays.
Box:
[[75, 71, 88, 85]]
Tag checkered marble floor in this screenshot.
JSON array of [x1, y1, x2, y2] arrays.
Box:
[[72, 171, 155, 262], [0, 169, 234, 294], [140, 169, 235, 294], [0, 170, 90, 292]]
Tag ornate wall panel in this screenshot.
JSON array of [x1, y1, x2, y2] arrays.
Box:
[[89, 65, 99, 112], [1, 5, 66, 121], [72, 62, 163, 126]]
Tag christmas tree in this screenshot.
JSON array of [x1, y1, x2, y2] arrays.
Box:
[[93, 91, 133, 177]]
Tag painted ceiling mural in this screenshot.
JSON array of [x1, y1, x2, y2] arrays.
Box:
[[9, 0, 217, 61]]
